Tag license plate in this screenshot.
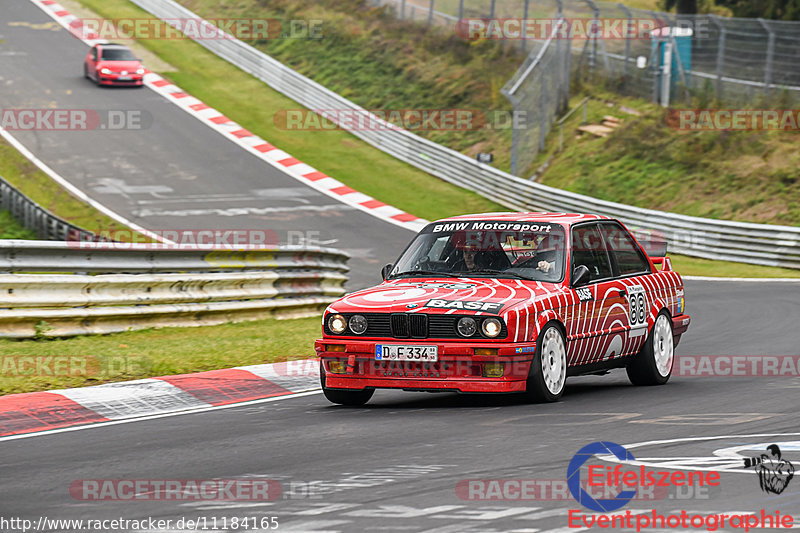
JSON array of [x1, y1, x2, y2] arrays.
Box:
[[375, 344, 438, 362], [118, 76, 132, 80]]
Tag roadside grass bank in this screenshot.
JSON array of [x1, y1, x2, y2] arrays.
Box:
[[0, 137, 135, 237], [0, 210, 36, 240]]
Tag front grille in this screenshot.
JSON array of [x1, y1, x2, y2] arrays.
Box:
[[325, 312, 507, 340], [390, 313, 428, 338], [409, 313, 428, 338], [391, 314, 410, 338]]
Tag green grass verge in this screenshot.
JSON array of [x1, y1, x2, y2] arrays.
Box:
[[0, 138, 136, 237], [77, 0, 505, 221], [0, 210, 36, 240], [538, 89, 800, 227], [0, 316, 320, 394]]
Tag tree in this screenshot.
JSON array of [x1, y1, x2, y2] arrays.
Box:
[[714, 0, 800, 20], [662, 0, 699, 14]]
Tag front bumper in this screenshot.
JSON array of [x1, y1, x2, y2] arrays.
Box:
[[316, 339, 535, 393], [99, 75, 144, 86]]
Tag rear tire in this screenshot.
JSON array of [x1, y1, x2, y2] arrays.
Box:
[[523, 323, 567, 403], [320, 361, 374, 406], [627, 311, 674, 386]]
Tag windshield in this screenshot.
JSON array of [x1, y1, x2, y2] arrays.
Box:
[[389, 220, 566, 282], [101, 48, 137, 61]]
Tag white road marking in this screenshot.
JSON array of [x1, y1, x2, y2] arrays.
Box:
[[0, 127, 172, 244], [595, 432, 800, 474]]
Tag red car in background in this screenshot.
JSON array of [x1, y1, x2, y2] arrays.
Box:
[[84, 43, 145, 86], [316, 213, 690, 406]]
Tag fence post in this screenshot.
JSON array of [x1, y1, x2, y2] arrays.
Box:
[[428, 0, 434, 26], [566, 28, 572, 105], [539, 74, 548, 152], [709, 15, 725, 101], [458, 0, 464, 20], [490, 0, 496, 19], [618, 3, 632, 89], [758, 18, 775, 94], [510, 101, 519, 176], [584, 0, 599, 77], [400, 0, 406, 19], [521, 0, 530, 55]]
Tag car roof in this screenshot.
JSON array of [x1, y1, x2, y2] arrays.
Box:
[[97, 43, 130, 49], [432, 212, 612, 226]]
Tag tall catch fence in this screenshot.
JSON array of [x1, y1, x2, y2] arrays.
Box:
[[375, 0, 800, 104], [374, 0, 800, 168]]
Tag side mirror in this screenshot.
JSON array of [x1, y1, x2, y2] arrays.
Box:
[[572, 265, 590, 287], [381, 263, 394, 280]]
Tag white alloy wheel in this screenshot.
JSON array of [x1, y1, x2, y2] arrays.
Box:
[[540, 326, 567, 395], [652, 313, 674, 377]]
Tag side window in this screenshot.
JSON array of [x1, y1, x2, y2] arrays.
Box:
[[92, 47, 98, 61], [601, 223, 651, 276], [571, 225, 613, 283]]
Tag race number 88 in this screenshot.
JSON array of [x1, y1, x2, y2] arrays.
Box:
[[628, 287, 646, 327]]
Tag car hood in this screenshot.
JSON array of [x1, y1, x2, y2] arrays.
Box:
[[97, 60, 141, 72], [330, 278, 561, 316]]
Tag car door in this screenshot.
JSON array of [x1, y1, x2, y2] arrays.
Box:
[[566, 223, 628, 365], [599, 222, 658, 356]]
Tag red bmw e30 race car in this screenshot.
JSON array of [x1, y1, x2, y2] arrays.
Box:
[[315, 213, 690, 405]]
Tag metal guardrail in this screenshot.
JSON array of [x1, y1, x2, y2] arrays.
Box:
[[0, 175, 102, 241], [130, 0, 800, 270], [0, 241, 349, 338]]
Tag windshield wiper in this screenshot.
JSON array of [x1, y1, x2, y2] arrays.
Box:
[[457, 269, 537, 281], [389, 269, 462, 278]]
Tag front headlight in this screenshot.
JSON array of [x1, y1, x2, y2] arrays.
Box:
[[349, 314, 368, 334], [136, 68, 145, 75], [327, 314, 347, 334], [100, 68, 112, 75], [482, 318, 502, 338], [457, 317, 477, 337]]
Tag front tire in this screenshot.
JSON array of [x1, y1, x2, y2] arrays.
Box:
[[627, 311, 674, 385], [320, 361, 374, 406], [523, 323, 567, 402]]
